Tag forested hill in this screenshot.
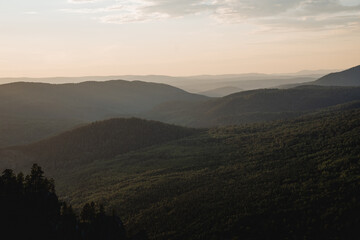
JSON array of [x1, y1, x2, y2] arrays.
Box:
[[313, 65, 360, 86], [0, 118, 200, 173], [51, 102, 360, 239], [0, 80, 207, 120], [0, 80, 207, 148], [1, 101, 359, 239], [279, 65, 360, 88], [145, 86, 360, 127]]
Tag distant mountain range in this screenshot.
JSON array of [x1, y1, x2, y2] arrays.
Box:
[[279, 69, 340, 76], [279, 65, 360, 88], [117, 74, 318, 92], [0, 71, 327, 93], [199, 86, 243, 97], [0, 65, 359, 147], [143, 65, 360, 127], [0, 68, 344, 94]]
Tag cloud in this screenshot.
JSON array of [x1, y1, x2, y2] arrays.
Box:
[[100, 12, 169, 23], [99, 1, 170, 23], [68, 0, 101, 3], [142, 0, 217, 16], [64, 0, 360, 29], [212, 0, 360, 30], [61, 5, 123, 14]]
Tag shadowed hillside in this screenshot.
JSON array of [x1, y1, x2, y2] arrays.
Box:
[[145, 86, 360, 127], [314, 65, 360, 86], [61, 105, 360, 239], [0, 118, 200, 172], [0, 116, 84, 147], [279, 65, 360, 88]]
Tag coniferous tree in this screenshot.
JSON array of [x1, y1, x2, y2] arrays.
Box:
[[0, 165, 130, 240]]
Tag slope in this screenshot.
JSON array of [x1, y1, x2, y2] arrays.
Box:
[[314, 65, 360, 86], [279, 65, 360, 88], [145, 86, 360, 127], [0, 118, 200, 172], [0, 115, 84, 147], [50, 103, 360, 239]]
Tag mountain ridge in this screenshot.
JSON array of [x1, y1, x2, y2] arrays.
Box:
[[0, 80, 207, 147], [279, 65, 360, 88], [145, 86, 360, 127], [313, 65, 360, 86]]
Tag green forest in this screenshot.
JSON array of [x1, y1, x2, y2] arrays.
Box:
[[56, 106, 360, 239], [2, 103, 359, 239]]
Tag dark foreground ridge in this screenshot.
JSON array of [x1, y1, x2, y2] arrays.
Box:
[[0, 164, 148, 240]]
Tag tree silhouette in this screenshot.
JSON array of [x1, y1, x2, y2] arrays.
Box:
[[0, 164, 132, 240]]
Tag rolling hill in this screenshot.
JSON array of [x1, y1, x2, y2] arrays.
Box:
[[0, 80, 206, 120], [145, 86, 360, 127], [58, 104, 360, 239], [313, 65, 360, 86], [0, 118, 200, 172], [0, 80, 206, 147], [3, 78, 360, 148], [279, 65, 360, 88], [0, 73, 319, 93], [1, 103, 359, 239]]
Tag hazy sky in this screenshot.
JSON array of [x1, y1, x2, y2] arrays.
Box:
[[1, 0, 360, 77]]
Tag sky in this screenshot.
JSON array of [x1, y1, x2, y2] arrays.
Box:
[[0, 0, 360, 77]]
